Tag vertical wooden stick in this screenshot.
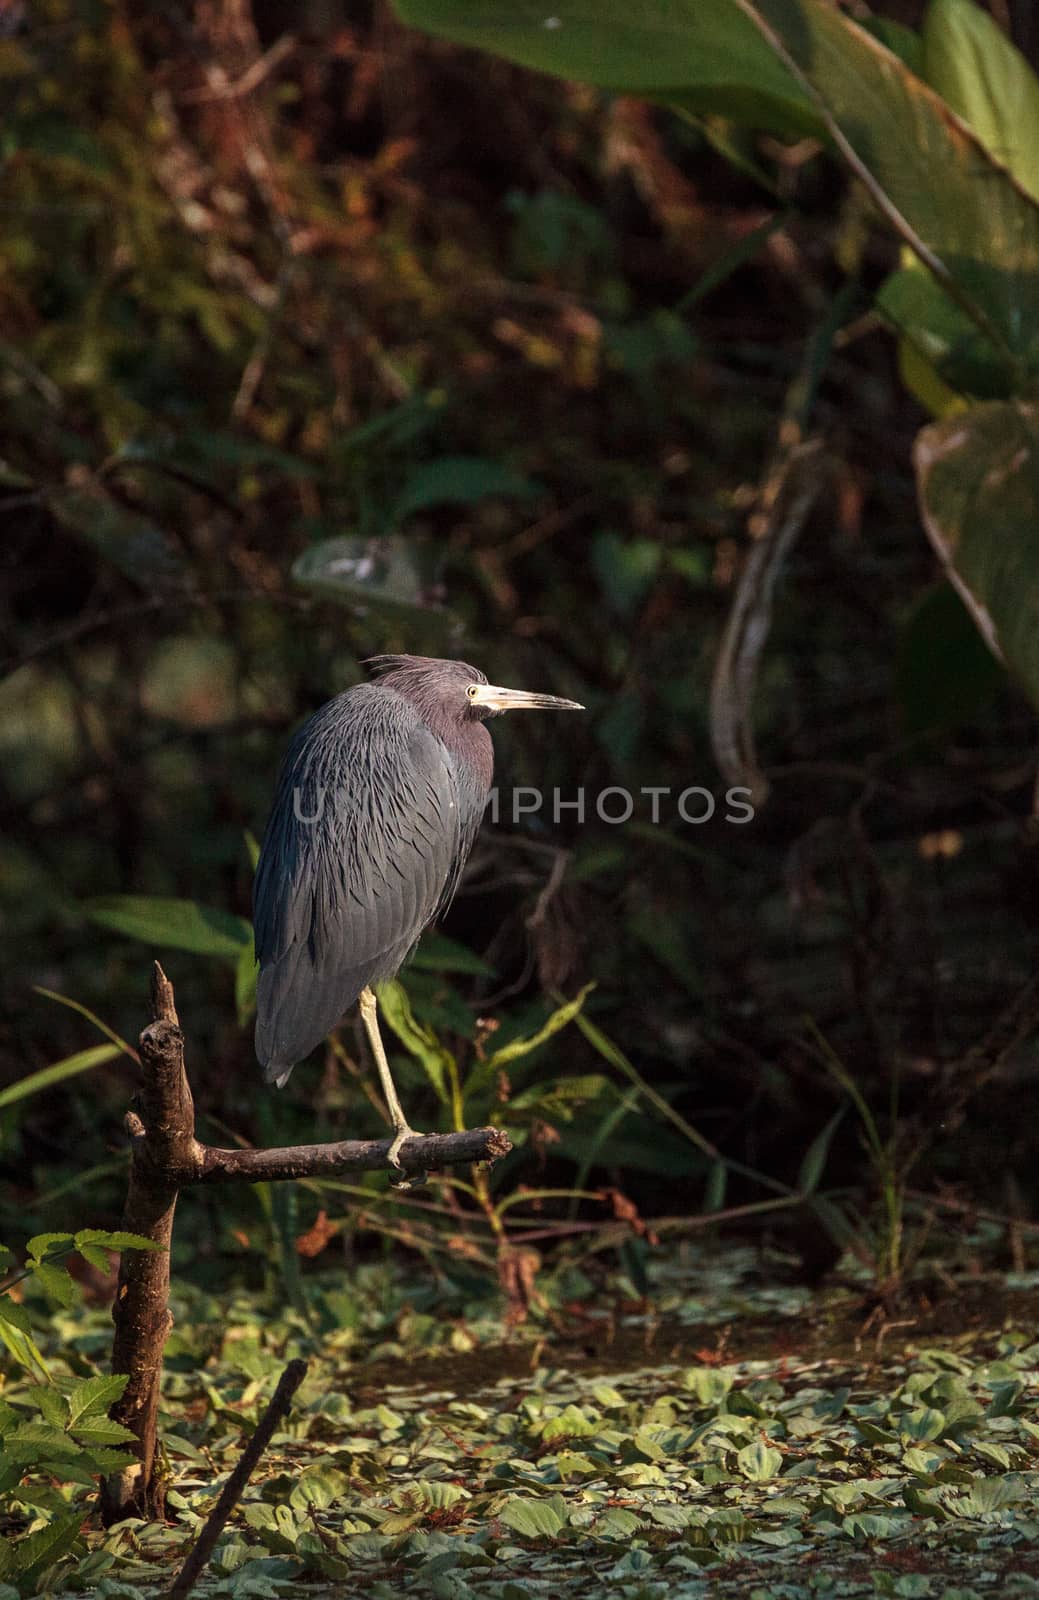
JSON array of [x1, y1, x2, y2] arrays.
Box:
[[100, 963, 195, 1525]]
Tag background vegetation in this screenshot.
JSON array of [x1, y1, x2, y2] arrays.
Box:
[[5, 0, 1039, 1270], [5, 0, 1039, 1587]]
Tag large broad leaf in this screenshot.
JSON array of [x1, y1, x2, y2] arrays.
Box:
[[914, 402, 1039, 708], [391, 0, 820, 137], [880, 0, 1039, 407], [876, 265, 1008, 403], [896, 581, 1004, 736], [737, 0, 1039, 387], [292, 535, 454, 623], [47, 486, 185, 589], [922, 0, 1039, 204], [84, 895, 252, 957]]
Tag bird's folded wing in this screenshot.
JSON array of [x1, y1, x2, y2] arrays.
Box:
[[252, 689, 461, 1075]]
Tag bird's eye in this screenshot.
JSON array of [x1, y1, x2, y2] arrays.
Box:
[[466, 684, 479, 699]]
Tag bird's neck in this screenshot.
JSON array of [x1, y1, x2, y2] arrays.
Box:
[[388, 676, 494, 795]]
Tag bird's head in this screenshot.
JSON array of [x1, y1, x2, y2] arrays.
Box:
[[367, 655, 584, 724]]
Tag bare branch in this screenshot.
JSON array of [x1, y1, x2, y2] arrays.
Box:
[[183, 1125, 510, 1184], [166, 1357, 308, 1600]]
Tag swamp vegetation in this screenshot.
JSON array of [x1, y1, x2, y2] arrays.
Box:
[[5, 0, 1039, 1593]]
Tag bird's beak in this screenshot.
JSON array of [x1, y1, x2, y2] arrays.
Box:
[[469, 683, 585, 713]]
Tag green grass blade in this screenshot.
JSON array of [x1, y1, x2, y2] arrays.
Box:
[[0, 1042, 123, 1111]]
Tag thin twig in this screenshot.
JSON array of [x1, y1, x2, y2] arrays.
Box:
[[710, 439, 826, 806], [525, 848, 570, 932], [166, 1358, 308, 1600], [179, 33, 296, 103], [904, 1186, 1039, 1236]]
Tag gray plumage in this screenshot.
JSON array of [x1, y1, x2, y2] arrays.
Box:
[[253, 657, 492, 1084]]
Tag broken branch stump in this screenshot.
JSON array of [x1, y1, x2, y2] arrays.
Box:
[[100, 962, 512, 1526]]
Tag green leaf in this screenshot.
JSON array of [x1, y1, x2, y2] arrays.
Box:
[[26, 1233, 75, 1263], [2, 1422, 82, 1461], [843, 1510, 910, 1540], [236, 939, 258, 1026], [896, 581, 1005, 737], [954, 1472, 1025, 1514], [75, 1242, 114, 1272], [863, 17, 923, 75], [914, 401, 1039, 709], [0, 1043, 122, 1111], [900, 1406, 946, 1442], [739, 0, 1039, 385], [973, 1439, 1013, 1469], [986, 1378, 1025, 1417], [498, 1493, 569, 1538], [410, 931, 495, 976], [47, 486, 185, 589], [376, 980, 454, 1104], [592, 1506, 643, 1539], [877, 264, 1007, 400], [27, 1386, 68, 1430], [29, 1260, 79, 1309], [483, 984, 593, 1074], [125, 428, 321, 481], [808, 1193, 862, 1253], [291, 536, 453, 621], [923, 0, 1039, 203], [708, 1508, 753, 1543], [67, 1374, 129, 1428], [509, 1073, 607, 1113], [896, 327, 970, 419], [84, 895, 252, 957], [684, 1367, 734, 1404], [70, 1416, 138, 1447], [591, 532, 662, 618], [0, 1306, 50, 1380], [74, 1229, 163, 1254], [78, 1446, 140, 1475], [395, 455, 540, 519], [10, 1511, 83, 1586], [797, 1107, 845, 1196], [736, 1440, 784, 1479], [392, 0, 820, 138]]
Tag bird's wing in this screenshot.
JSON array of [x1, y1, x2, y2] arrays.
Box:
[[253, 685, 463, 1079]]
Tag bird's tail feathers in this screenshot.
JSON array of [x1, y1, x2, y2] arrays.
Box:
[[263, 1060, 294, 1089]]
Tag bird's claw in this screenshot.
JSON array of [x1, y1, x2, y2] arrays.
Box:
[[387, 1125, 428, 1190]]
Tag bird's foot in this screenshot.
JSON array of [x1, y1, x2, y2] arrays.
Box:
[[387, 1123, 419, 1167], [387, 1124, 428, 1191]]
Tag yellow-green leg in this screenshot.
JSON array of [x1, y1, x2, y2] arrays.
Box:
[[358, 986, 424, 1176]]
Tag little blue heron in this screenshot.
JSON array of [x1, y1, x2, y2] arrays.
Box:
[[253, 654, 583, 1165]]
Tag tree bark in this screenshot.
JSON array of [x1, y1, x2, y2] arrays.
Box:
[[100, 962, 511, 1526], [101, 966, 187, 1525]]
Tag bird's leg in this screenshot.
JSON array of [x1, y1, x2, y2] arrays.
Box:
[[358, 987, 426, 1183]]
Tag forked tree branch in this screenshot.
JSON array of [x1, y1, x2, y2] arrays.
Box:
[[100, 963, 511, 1526]]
